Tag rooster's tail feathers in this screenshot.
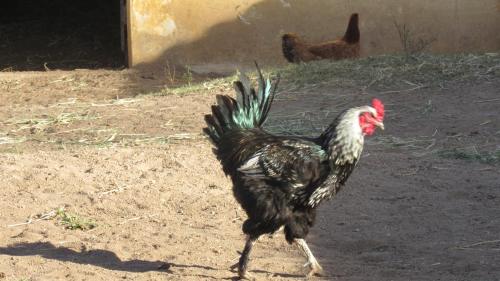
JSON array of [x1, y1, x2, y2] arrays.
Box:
[[282, 33, 301, 63], [204, 63, 279, 144], [343, 13, 360, 44]]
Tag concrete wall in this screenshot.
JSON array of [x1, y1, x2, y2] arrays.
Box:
[[128, 0, 500, 73]]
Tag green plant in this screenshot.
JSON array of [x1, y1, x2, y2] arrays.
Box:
[[182, 65, 193, 86], [56, 208, 97, 230], [164, 60, 177, 84], [393, 19, 436, 56]]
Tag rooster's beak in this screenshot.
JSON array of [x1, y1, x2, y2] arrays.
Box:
[[375, 121, 384, 130]]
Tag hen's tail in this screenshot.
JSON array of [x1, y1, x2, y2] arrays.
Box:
[[282, 33, 303, 63], [343, 13, 360, 44], [203, 63, 279, 144]]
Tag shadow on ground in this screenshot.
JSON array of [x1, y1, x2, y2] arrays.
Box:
[[0, 242, 168, 273]]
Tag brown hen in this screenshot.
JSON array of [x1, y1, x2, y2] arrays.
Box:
[[282, 13, 360, 63]]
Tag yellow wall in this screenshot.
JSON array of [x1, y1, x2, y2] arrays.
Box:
[[129, 0, 500, 73]]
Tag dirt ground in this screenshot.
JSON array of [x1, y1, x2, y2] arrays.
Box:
[[0, 61, 499, 281]]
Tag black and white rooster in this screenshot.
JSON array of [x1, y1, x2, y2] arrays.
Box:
[[204, 64, 384, 279]]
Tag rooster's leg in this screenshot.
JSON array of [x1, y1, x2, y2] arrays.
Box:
[[294, 238, 324, 277], [237, 236, 256, 280]]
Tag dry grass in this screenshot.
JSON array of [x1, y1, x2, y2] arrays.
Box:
[[6, 207, 97, 231], [151, 76, 235, 96], [276, 53, 500, 93], [1, 54, 498, 157], [7, 112, 98, 132], [438, 147, 500, 165], [0, 93, 205, 150], [148, 53, 499, 98], [135, 53, 500, 167], [0, 135, 27, 145]]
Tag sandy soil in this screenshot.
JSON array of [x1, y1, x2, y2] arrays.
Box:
[[0, 68, 499, 281]]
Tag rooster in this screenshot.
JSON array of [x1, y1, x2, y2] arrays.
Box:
[[203, 64, 384, 279], [282, 13, 360, 63]]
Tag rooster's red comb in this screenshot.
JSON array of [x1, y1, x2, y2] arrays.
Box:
[[372, 98, 384, 121]]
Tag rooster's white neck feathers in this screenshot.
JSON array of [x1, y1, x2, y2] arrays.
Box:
[[327, 106, 375, 164], [306, 106, 375, 207]]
